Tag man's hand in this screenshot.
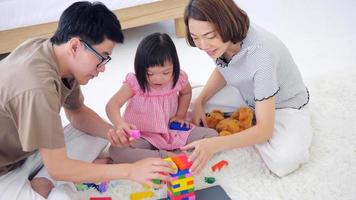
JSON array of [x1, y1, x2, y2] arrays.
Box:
[[127, 158, 177, 188]]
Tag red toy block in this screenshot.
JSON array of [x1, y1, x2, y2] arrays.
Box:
[[171, 154, 192, 170], [211, 160, 228, 172], [90, 197, 112, 200]]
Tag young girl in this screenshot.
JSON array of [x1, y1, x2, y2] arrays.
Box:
[[106, 32, 217, 163]]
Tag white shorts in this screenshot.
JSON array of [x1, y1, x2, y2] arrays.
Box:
[[0, 125, 108, 200], [192, 85, 313, 177]]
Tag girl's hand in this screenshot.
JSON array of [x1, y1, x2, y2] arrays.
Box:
[[191, 101, 207, 127], [169, 116, 190, 129], [107, 122, 137, 147], [180, 138, 218, 174], [128, 157, 177, 188]]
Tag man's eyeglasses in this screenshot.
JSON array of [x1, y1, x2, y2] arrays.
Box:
[[80, 39, 111, 68]]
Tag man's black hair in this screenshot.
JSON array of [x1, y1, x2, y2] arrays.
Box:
[[50, 1, 124, 45]]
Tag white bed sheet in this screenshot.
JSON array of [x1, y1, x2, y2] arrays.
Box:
[[0, 0, 159, 31]]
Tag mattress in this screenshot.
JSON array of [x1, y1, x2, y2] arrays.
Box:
[[0, 0, 159, 31]]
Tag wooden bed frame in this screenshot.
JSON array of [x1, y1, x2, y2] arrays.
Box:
[[0, 0, 188, 54]]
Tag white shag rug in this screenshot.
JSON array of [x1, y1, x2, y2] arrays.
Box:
[[79, 69, 356, 200]]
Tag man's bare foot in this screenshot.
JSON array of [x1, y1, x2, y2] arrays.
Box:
[[93, 157, 113, 164], [30, 177, 54, 198]]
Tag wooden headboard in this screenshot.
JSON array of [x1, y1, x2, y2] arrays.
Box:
[[0, 0, 188, 54]]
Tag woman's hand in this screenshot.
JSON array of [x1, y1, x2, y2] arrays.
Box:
[[107, 122, 136, 147], [180, 138, 218, 174], [128, 157, 177, 188], [191, 100, 207, 127]]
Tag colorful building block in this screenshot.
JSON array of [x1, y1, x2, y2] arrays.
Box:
[[169, 121, 190, 131], [82, 181, 109, 193], [164, 157, 178, 170], [89, 197, 112, 200], [130, 129, 141, 139], [171, 154, 192, 170], [130, 190, 154, 200], [75, 183, 89, 191], [211, 160, 228, 172], [204, 177, 216, 184], [166, 154, 195, 200]]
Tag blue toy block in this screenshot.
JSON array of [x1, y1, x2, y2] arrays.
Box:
[[169, 121, 190, 131]]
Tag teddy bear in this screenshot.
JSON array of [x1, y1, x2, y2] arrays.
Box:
[[206, 107, 254, 136]]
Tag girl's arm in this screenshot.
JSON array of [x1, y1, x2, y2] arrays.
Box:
[[106, 84, 135, 145], [182, 97, 275, 174], [106, 84, 132, 128], [192, 69, 227, 126], [174, 82, 192, 121]]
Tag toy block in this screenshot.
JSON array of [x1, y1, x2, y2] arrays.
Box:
[[166, 154, 195, 200], [75, 183, 89, 191], [130, 190, 154, 200], [130, 130, 141, 139], [97, 181, 109, 193], [211, 160, 228, 172], [169, 185, 194, 194], [164, 157, 178, 170], [169, 121, 190, 131], [82, 181, 109, 193], [187, 180, 194, 185], [152, 178, 161, 185], [171, 168, 190, 177], [171, 177, 194, 186], [171, 155, 192, 170], [168, 190, 195, 200], [204, 177, 216, 184], [168, 187, 195, 196], [90, 197, 112, 200]]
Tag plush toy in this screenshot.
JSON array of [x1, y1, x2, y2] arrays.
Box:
[[206, 107, 254, 136], [206, 110, 225, 129]]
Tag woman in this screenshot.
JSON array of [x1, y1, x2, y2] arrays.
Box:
[[181, 0, 312, 177]]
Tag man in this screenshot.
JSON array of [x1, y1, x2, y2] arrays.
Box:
[[0, 2, 174, 199]]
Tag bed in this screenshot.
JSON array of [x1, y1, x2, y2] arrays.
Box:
[[0, 0, 189, 54]]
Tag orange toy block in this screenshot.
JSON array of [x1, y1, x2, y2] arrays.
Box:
[[171, 154, 192, 170], [211, 160, 228, 172]]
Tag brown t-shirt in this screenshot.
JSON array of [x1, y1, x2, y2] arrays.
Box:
[[0, 38, 84, 175]]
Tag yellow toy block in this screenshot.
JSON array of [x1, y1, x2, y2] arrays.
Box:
[[130, 190, 154, 200], [164, 157, 178, 170], [171, 177, 193, 186], [169, 184, 194, 193], [169, 177, 194, 193]]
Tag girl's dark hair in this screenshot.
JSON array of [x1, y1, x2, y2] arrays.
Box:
[[184, 0, 250, 46], [50, 1, 124, 45], [134, 32, 180, 92]]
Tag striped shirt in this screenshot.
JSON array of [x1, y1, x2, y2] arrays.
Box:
[[123, 70, 193, 150], [216, 24, 309, 109]]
